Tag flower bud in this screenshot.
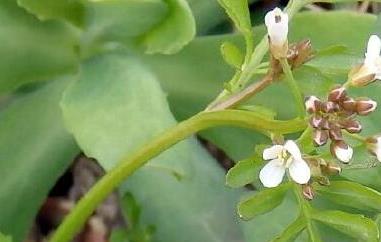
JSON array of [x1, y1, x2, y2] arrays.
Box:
[[366, 136, 381, 162], [341, 98, 357, 113], [288, 39, 313, 68], [322, 163, 342, 175], [356, 98, 377, 115], [302, 184, 314, 201], [321, 101, 339, 113], [305, 96, 321, 113], [265, 8, 288, 59], [338, 119, 362, 133], [329, 125, 343, 141], [309, 115, 329, 129], [330, 141, 353, 163], [328, 86, 347, 103], [313, 129, 328, 146], [348, 64, 377, 87]]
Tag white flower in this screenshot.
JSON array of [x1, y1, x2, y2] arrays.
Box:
[[367, 136, 381, 162], [350, 35, 381, 86], [331, 141, 353, 163], [364, 35, 381, 79], [265, 8, 289, 47], [259, 140, 311, 188]]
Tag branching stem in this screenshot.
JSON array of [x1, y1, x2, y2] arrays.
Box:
[[50, 110, 306, 242]]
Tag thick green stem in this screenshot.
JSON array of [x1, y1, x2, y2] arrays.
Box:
[[50, 110, 306, 242], [280, 58, 305, 117]]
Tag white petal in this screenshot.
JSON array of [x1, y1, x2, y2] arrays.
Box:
[[263, 145, 283, 160], [264, 8, 288, 46], [366, 35, 381, 61], [259, 159, 286, 188], [289, 159, 311, 184], [284, 140, 302, 160], [335, 145, 353, 163]]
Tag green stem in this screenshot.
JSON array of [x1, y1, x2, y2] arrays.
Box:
[[280, 58, 305, 117], [51, 110, 306, 242], [207, 0, 308, 109], [291, 182, 322, 242]]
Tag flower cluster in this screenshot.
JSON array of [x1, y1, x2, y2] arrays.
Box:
[[305, 87, 377, 163], [258, 7, 381, 189]]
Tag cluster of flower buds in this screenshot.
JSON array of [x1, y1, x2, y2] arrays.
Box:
[[305, 86, 377, 163]]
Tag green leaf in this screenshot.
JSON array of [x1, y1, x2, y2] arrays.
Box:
[[226, 156, 261, 188], [82, 0, 167, 50], [216, 0, 251, 36], [271, 216, 306, 242], [0, 79, 78, 241], [311, 210, 379, 242], [142, 0, 196, 54], [16, 0, 84, 26], [314, 181, 381, 212], [238, 183, 290, 220], [61, 53, 244, 242], [221, 41, 244, 69], [0, 0, 79, 94]]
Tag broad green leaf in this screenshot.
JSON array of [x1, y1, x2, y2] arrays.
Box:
[[0, 0, 79, 94], [226, 156, 261, 188], [142, 0, 196, 54], [216, 0, 251, 36], [82, 0, 167, 49], [61, 53, 243, 242], [16, 0, 84, 26], [221, 41, 244, 69], [238, 183, 290, 220], [314, 181, 381, 212], [0, 79, 78, 241], [311, 210, 379, 242], [271, 216, 306, 242]]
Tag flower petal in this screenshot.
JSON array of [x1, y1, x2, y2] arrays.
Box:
[[264, 8, 288, 46], [289, 159, 311, 185], [366, 35, 381, 62], [334, 144, 353, 163], [284, 140, 302, 160], [263, 145, 283, 160], [259, 159, 286, 188]]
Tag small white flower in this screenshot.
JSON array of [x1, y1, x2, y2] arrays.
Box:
[[350, 35, 381, 86], [367, 136, 381, 162], [265, 8, 289, 47], [332, 141, 353, 163], [364, 35, 381, 79], [259, 140, 311, 188]]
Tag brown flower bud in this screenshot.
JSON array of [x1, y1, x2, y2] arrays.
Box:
[[288, 39, 314, 68], [328, 86, 347, 103], [329, 125, 343, 141], [341, 98, 357, 113], [317, 176, 330, 186], [356, 98, 377, 115], [305, 96, 321, 113], [302, 184, 314, 201], [321, 101, 339, 113], [309, 115, 329, 129], [338, 119, 362, 133], [313, 129, 328, 146]]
